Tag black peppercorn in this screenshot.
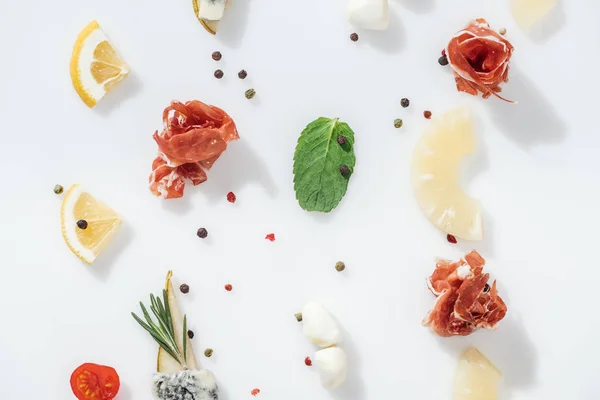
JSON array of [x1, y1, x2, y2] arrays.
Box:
[[211, 51, 222, 61], [197, 228, 208, 239], [76, 220, 88, 230], [483, 283, 491, 293], [337, 135, 347, 145], [238, 69, 247, 79], [187, 330, 194, 339], [350, 32, 359, 42], [214, 69, 224, 79], [438, 55, 449, 66], [339, 165, 350, 176], [180, 283, 190, 294], [401, 98, 410, 108]]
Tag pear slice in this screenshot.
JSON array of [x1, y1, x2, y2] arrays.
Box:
[[192, 0, 231, 35], [453, 347, 501, 400], [157, 271, 199, 372]]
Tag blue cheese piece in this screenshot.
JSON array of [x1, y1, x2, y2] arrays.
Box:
[[198, 0, 227, 21], [152, 369, 219, 400]]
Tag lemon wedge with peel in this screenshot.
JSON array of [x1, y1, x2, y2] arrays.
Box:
[[411, 107, 483, 240], [70, 21, 129, 108], [61, 185, 121, 264]]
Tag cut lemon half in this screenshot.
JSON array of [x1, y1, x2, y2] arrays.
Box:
[[453, 347, 501, 400], [411, 107, 483, 240], [70, 21, 129, 108], [61, 184, 121, 264]]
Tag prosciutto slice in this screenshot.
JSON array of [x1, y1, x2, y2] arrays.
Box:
[[149, 100, 239, 199], [446, 19, 515, 103], [423, 250, 507, 337]]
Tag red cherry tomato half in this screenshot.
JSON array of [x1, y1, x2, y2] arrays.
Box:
[[70, 363, 120, 400]]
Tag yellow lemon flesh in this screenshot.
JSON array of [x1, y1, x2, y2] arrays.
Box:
[[61, 184, 121, 264], [70, 21, 129, 108]]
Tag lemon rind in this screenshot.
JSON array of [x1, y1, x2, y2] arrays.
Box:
[[70, 21, 100, 108]]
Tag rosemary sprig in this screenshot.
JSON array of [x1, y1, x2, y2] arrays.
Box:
[[132, 289, 188, 368]]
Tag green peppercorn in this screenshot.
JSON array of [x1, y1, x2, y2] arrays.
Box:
[[53, 184, 64, 195], [295, 312, 303, 322], [335, 261, 346, 272], [245, 89, 256, 99], [394, 119, 403, 129], [204, 348, 213, 358]]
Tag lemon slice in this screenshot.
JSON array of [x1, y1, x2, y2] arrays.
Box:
[[453, 347, 501, 400], [411, 107, 483, 240], [61, 185, 121, 264], [70, 21, 129, 108]]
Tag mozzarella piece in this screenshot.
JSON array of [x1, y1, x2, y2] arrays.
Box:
[[347, 0, 390, 31], [198, 0, 226, 21], [315, 347, 348, 389], [302, 302, 342, 348], [152, 369, 219, 400]]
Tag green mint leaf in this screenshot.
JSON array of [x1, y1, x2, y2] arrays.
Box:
[[293, 117, 356, 212]]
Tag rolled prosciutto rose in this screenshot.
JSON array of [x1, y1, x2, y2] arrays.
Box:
[[422, 250, 507, 337], [446, 19, 515, 103], [149, 100, 239, 199]]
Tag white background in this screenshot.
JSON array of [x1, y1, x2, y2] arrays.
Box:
[[1, 0, 600, 399]]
